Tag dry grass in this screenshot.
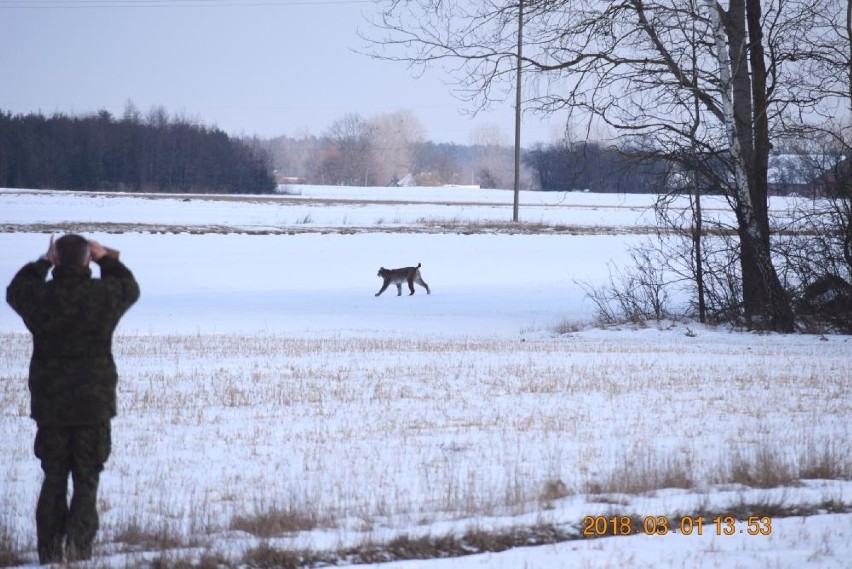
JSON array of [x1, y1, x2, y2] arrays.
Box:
[[5, 218, 663, 237], [147, 551, 231, 569], [240, 543, 337, 568], [0, 521, 24, 568], [729, 447, 800, 488], [337, 523, 580, 565], [585, 451, 695, 495], [799, 441, 852, 480], [230, 504, 324, 538], [540, 478, 570, 506], [1, 330, 849, 565], [111, 521, 191, 552]]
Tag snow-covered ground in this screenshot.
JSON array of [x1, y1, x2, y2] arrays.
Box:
[[1, 186, 850, 568]]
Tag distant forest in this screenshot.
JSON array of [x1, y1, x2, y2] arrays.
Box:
[[2, 106, 671, 194], [0, 109, 276, 194], [257, 109, 677, 192], [261, 125, 671, 192]]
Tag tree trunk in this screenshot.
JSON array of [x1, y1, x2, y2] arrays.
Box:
[[709, 0, 795, 331]]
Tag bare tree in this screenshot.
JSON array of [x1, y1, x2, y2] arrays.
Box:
[[761, 0, 852, 331], [469, 123, 512, 188], [320, 113, 376, 186], [795, 0, 851, 271], [368, 0, 847, 331], [368, 109, 426, 185]]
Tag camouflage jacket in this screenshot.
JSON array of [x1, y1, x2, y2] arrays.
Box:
[[6, 256, 140, 426]]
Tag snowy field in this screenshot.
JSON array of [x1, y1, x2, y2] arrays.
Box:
[[0, 186, 850, 568]]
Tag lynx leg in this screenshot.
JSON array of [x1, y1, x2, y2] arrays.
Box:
[[416, 275, 431, 294], [375, 282, 390, 296]]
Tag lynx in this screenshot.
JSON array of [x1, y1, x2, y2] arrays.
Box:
[[375, 263, 431, 296]]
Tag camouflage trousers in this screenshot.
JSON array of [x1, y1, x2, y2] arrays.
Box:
[[33, 422, 111, 564]]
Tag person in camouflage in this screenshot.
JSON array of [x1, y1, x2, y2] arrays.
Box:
[[6, 234, 140, 564]]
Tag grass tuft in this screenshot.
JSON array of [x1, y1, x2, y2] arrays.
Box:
[[540, 478, 570, 506], [149, 550, 230, 569], [799, 442, 852, 480], [230, 506, 321, 538], [585, 452, 695, 495], [0, 524, 25, 568], [729, 447, 799, 488], [112, 522, 187, 551], [240, 543, 332, 569]]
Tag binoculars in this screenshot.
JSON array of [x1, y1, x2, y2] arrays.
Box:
[[100, 245, 121, 260]]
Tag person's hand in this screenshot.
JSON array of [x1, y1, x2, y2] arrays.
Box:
[[88, 240, 107, 261], [46, 234, 57, 265]]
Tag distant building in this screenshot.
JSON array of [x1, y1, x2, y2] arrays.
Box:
[[813, 156, 850, 199], [395, 173, 415, 187], [767, 154, 840, 197], [274, 174, 305, 185]]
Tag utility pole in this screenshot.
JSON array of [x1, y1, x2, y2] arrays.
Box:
[[512, 0, 523, 222]]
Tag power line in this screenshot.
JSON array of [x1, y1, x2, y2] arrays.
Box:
[[0, 0, 370, 8]]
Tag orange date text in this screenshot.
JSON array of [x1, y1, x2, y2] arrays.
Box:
[[581, 515, 772, 537]]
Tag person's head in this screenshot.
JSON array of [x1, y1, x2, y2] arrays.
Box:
[[55, 234, 91, 267]]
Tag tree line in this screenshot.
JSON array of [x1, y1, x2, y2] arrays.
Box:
[[262, 110, 686, 192], [266, 119, 838, 195], [524, 141, 675, 193], [0, 108, 276, 194], [1, 105, 842, 197], [260, 110, 523, 189], [4, 105, 671, 193]]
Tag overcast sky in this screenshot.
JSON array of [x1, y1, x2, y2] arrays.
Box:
[[0, 0, 568, 145]]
